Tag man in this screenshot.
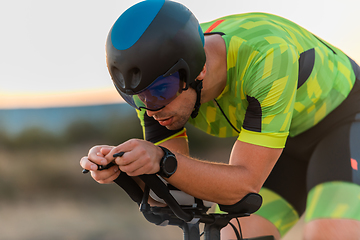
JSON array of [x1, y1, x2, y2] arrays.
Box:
[[80, 0, 360, 239]]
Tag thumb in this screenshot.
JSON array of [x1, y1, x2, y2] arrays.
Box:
[[100, 146, 113, 156]]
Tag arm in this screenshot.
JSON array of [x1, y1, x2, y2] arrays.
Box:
[[104, 137, 281, 205], [166, 140, 282, 205]]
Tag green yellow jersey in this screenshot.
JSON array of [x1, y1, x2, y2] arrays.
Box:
[[137, 13, 358, 148]]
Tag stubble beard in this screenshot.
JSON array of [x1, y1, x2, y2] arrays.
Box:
[[155, 107, 193, 131], [166, 112, 191, 130]]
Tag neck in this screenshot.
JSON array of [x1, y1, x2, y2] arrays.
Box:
[[201, 34, 227, 104]]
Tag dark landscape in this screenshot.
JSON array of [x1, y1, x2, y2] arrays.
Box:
[[0, 103, 235, 240]]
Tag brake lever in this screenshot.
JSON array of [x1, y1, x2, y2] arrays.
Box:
[[82, 151, 125, 174]]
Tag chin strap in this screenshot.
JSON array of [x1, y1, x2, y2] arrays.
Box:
[[189, 80, 203, 119]]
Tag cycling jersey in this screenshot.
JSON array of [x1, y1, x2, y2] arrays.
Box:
[[132, 12, 360, 236], [137, 12, 357, 149]]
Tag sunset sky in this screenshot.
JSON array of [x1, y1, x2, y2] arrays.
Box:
[[1, 0, 359, 108]]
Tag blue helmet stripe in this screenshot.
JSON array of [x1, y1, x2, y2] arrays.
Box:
[[111, 0, 165, 50]]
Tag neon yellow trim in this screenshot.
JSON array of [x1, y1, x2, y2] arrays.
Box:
[[305, 181, 360, 222], [153, 128, 187, 146], [136, 109, 146, 139], [238, 128, 287, 148]]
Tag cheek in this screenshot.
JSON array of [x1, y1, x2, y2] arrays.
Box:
[[165, 89, 196, 116]]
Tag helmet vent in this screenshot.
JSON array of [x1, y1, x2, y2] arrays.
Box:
[[111, 67, 125, 88], [130, 68, 142, 89]]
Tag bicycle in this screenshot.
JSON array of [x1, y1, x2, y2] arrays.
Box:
[[83, 152, 275, 240]]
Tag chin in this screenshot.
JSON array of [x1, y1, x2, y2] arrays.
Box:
[[166, 118, 187, 131], [165, 124, 178, 131]]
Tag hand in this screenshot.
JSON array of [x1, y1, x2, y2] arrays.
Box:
[[107, 139, 164, 177], [80, 145, 120, 184]]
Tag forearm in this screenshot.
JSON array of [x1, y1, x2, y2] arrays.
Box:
[[166, 141, 282, 205], [167, 154, 260, 205]]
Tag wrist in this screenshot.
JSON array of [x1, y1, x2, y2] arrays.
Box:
[[157, 146, 177, 178]]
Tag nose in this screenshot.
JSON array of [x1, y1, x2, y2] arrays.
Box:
[[139, 91, 157, 109], [146, 108, 161, 117]]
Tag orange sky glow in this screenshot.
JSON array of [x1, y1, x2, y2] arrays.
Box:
[[0, 88, 124, 109]]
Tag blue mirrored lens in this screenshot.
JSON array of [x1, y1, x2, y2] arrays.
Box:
[[118, 72, 182, 111]]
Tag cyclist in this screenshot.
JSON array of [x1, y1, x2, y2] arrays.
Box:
[[80, 0, 360, 239]]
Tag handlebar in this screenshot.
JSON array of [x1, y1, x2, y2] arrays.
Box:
[[83, 151, 263, 222], [138, 174, 194, 222], [83, 151, 267, 240], [110, 156, 262, 222]]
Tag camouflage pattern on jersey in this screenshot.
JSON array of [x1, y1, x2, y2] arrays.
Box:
[[187, 13, 356, 148]]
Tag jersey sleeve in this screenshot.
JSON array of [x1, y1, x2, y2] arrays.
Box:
[[238, 43, 299, 148], [136, 108, 187, 145]]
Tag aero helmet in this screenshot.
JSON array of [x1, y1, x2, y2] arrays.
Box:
[[106, 0, 205, 118]]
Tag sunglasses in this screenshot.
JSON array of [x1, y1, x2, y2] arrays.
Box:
[[116, 71, 183, 111], [115, 59, 191, 111]]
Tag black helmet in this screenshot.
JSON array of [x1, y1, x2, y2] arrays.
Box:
[[106, 0, 205, 117]]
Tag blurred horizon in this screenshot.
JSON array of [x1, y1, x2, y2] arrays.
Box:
[[0, 102, 132, 135]]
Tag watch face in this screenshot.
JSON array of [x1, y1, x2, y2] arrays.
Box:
[[164, 155, 177, 174], [158, 146, 177, 178]]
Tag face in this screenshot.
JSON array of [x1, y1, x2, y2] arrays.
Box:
[[146, 88, 197, 130]]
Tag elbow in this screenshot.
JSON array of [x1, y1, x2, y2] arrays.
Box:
[[218, 189, 263, 214], [223, 185, 261, 206]]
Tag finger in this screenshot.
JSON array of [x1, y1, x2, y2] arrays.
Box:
[[88, 145, 113, 165], [113, 143, 146, 167], [91, 165, 120, 183], [106, 147, 126, 162], [80, 156, 99, 172], [123, 163, 153, 177], [106, 139, 139, 160], [115, 152, 136, 167], [119, 156, 156, 176], [96, 170, 121, 184], [100, 146, 113, 156]]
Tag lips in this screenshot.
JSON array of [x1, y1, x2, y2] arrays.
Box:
[[156, 117, 173, 126]]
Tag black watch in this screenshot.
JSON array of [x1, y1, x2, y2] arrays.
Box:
[[158, 146, 177, 178]]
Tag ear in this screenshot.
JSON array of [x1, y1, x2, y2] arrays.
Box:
[[196, 64, 206, 80]]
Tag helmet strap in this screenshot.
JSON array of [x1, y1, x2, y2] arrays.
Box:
[[189, 80, 203, 118]]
